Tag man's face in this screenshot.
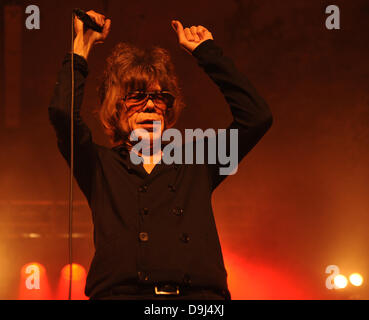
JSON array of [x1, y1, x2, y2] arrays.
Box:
[[120, 82, 165, 142]]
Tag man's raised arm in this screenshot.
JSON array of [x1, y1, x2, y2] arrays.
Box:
[[171, 20, 273, 190], [48, 10, 111, 144], [48, 10, 111, 198]]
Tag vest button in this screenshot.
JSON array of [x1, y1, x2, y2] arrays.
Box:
[[183, 273, 192, 285], [139, 232, 149, 242], [172, 207, 184, 216], [180, 233, 190, 243], [140, 207, 149, 215], [138, 185, 148, 193], [138, 271, 149, 281]]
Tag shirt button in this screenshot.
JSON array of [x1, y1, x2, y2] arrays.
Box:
[[138, 185, 148, 193], [183, 273, 192, 285], [168, 184, 176, 192], [180, 233, 190, 243], [138, 271, 149, 281], [139, 232, 149, 242], [172, 207, 184, 216], [140, 207, 149, 215]]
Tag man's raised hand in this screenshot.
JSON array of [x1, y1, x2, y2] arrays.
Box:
[[171, 20, 213, 54], [73, 10, 111, 60]]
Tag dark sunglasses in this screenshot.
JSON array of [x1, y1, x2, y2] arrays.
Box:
[[122, 91, 175, 111]]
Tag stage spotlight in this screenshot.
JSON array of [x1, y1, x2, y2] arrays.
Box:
[[334, 274, 348, 289], [61, 263, 86, 281], [19, 262, 52, 299], [349, 273, 363, 287], [57, 263, 88, 300]]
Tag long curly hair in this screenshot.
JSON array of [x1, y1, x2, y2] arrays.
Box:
[[97, 42, 185, 146]]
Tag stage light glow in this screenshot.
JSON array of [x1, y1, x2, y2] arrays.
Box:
[[61, 263, 86, 281], [21, 233, 41, 238], [222, 248, 314, 299], [57, 263, 88, 300], [334, 274, 348, 289], [349, 273, 363, 287], [19, 262, 52, 299]]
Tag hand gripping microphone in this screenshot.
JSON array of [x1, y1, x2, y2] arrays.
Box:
[[73, 8, 103, 33]]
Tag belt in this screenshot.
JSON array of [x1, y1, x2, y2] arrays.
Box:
[[93, 284, 229, 299], [154, 284, 180, 295], [111, 284, 183, 296]]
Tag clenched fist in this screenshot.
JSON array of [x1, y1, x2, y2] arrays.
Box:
[[73, 10, 111, 60], [171, 20, 214, 54]]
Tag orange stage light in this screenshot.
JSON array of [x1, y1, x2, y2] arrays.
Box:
[[334, 274, 348, 289], [56, 263, 88, 300], [349, 273, 363, 287], [223, 249, 314, 299], [19, 262, 52, 300]]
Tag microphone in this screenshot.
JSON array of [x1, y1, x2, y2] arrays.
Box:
[[73, 8, 103, 33]]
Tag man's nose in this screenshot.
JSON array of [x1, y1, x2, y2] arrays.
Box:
[[143, 98, 156, 112]]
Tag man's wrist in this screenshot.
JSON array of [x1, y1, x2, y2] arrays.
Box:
[[191, 39, 216, 58], [73, 35, 93, 60]]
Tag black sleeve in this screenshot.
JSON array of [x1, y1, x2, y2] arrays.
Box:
[[191, 40, 273, 191], [48, 53, 97, 200]]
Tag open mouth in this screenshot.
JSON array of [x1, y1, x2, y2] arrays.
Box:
[[137, 120, 161, 132], [139, 120, 156, 124]]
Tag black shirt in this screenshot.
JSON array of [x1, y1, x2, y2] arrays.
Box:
[[48, 39, 273, 299]]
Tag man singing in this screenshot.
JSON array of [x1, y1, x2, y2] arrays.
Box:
[[48, 10, 273, 300]]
